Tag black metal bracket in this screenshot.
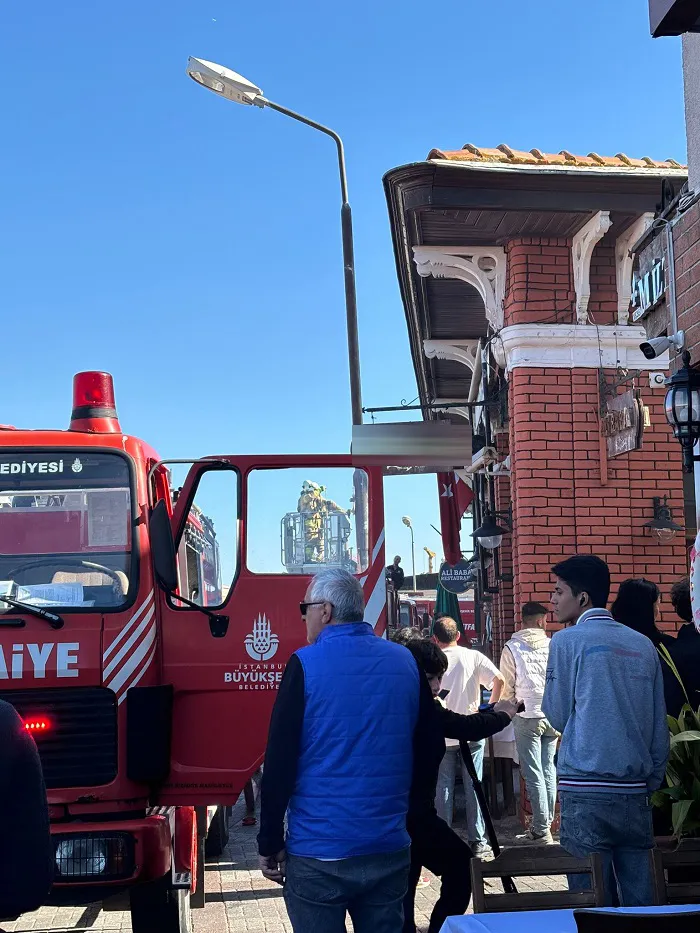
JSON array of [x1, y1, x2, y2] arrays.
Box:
[[209, 615, 229, 639], [363, 400, 495, 415]]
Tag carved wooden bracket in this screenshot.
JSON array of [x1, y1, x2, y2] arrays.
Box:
[[572, 211, 612, 323], [413, 246, 506, 331], [615, 212, 655, 324]]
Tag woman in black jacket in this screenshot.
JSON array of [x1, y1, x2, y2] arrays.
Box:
[[397, 634, 517, 933]]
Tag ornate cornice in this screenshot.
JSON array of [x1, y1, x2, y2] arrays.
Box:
[[498, 323, 670, 372], [413, 246, 506, 330]]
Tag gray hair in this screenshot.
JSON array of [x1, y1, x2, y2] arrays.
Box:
[[309, 568, 365, 623]]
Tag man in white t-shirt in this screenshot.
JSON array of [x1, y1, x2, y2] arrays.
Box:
[[433, 616, 504, 858]]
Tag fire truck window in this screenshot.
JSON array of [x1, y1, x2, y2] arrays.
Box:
[[175, 469, 238, 608], [0, 451, 134, 610], [247, 468, 368, 575]]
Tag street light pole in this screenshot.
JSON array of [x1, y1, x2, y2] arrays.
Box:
[[402, 516, 416, 592], [185, 59, 363, 425], [262, 100, 362, 426]]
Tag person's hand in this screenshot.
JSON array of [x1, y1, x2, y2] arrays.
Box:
[[493, 698, 519, 719], [258, 849, 287, 885]]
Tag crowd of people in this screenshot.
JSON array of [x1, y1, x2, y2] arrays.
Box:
[[257, 556, 700, 933]]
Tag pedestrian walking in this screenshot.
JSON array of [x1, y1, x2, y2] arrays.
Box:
[[0, 699, 53, 921], [242, 768, 261, 826], [610, 578, 675, 649], [499, 601, 558, 845], [662, 578, 700, 716], [543, 555, 669, 907], [400, 637, 518, 933], [257, 568, 426, 933], [433, 616, 504, 858]]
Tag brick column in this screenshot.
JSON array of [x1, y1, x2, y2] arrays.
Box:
[[504, 238, 687, 633]]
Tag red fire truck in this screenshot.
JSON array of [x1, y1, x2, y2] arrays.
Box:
[[0, 372, 388, 932]]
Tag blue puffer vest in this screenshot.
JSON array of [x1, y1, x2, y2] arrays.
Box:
[[287, 622, 419, 859]]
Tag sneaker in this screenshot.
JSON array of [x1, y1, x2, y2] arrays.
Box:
[[416, 874, 431, 888], [471, 842, 494, 859], [514, 828, 554, 845]]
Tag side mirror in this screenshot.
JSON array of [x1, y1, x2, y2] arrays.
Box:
[[150, 499, 178, 593]]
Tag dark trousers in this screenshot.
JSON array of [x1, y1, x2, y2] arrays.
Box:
[[404, 812, 473, 933], [284, 848, 410, 933]]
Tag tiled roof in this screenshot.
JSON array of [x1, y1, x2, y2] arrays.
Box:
[[426, 143, 686, 171]]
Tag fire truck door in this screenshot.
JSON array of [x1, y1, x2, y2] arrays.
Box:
[[154, 456, 386, 807]]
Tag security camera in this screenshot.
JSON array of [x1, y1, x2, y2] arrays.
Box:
[[639, 331, 685, 360]]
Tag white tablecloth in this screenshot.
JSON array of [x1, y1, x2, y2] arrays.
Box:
[[439, 905, 700, 932]]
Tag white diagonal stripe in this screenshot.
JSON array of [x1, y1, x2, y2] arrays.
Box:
[[107, 621, 157, 696], [371, 528, 385, 566], [117, 641, 158, 704], [364, 570, 387, 629], [103, 605, 155, 680], [103, 593, 153, 662]]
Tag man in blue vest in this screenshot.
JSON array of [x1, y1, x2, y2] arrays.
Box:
[[257, 567, 427, 932]]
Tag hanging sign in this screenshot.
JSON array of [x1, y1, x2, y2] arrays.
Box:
[[600, 390, 644, 458], [439, 558, 475, 594]]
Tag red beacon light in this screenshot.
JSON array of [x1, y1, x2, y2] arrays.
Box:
[[69, 371, 122, 434], [24, 717, 50, 733]]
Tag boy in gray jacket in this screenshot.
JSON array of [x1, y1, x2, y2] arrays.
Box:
[[542, 555, 669, 907]]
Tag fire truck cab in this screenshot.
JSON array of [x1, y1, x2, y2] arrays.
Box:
[[0, 372, 388, 932]]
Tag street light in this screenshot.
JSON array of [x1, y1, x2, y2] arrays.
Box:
[[472, 510, 511, 551], [664, 350, 700, 473], [402, 516, 416, 592], [186, 57, 363, 425], [644, 496, 683, 542]]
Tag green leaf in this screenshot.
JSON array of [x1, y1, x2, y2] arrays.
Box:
[[680, 706, 700, 732], [692, 778, 700, 804], [672, 799, 694, 838], [670, 730, 700, 747], [668, 714, 683, 736], [659, 645, 690, 705]]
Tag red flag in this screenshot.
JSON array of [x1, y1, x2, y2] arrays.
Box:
[[438, 471, 473, 566], [455, 472, 475, 519]]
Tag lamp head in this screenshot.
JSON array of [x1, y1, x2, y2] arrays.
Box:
[[186, 58, 264, 106]]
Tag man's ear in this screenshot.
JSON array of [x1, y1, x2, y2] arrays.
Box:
[[455, 631, 461, 643]]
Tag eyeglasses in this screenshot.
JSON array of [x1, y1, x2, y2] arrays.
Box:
[[299, 601, 326, 617]]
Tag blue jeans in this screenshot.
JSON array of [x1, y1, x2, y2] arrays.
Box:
[[435, 741, 486, 846], [513, 715, 558, 836], [284, 848, 410, 933], [559, 791, 655, 907]]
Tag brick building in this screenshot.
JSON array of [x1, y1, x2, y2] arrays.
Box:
[[384, 145, 689, 654]]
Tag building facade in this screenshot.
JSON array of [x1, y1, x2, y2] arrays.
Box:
[[384, 146, 689, 653]]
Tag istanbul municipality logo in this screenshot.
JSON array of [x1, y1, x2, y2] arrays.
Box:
[[245, 614, 279, 661], [71, 458, 83, 473]]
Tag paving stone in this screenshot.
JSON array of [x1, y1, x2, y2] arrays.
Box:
[[3, 791, 569, 932]]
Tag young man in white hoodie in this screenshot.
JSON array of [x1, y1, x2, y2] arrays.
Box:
[[500, 602, 558, 845]]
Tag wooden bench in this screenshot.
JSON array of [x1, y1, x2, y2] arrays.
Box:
[[651, 837, 700, 905], [470, 844, 605, 913]]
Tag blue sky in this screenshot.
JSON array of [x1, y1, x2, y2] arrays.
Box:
[[0, 1, 688, 582]]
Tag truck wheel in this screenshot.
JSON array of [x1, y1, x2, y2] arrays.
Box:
[[130, 873, 192, 933], [204, 805, 229, 858]]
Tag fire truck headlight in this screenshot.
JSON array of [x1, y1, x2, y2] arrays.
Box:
[[53, 833, 134, 881], [55, 838, 107, 877]]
